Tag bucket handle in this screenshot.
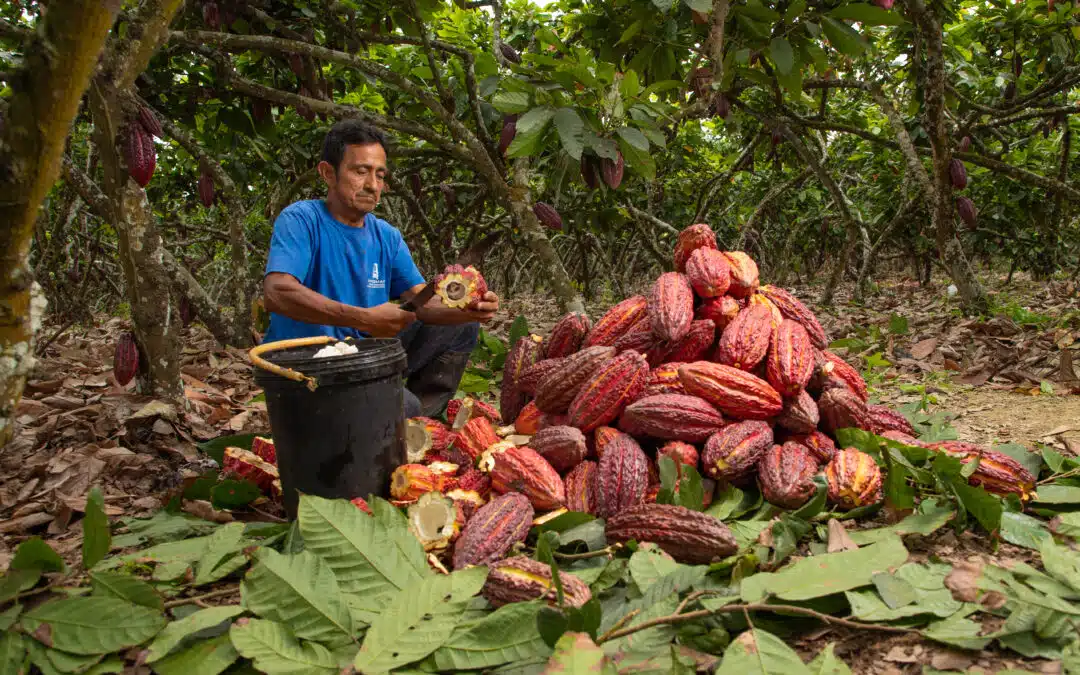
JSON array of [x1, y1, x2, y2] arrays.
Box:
[[248, 336, 340, 391]]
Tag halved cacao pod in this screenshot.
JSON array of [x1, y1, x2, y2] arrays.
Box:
[[514, 401, 543, 436], [406, 417, 452, 463], [223, 447, 280, 494]]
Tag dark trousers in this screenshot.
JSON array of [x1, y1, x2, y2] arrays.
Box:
[[397, 321, 479, 418]]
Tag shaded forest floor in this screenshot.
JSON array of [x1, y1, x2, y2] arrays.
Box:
[[2, 272, 1078, 673]]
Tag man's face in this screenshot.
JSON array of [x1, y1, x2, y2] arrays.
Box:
[[323, 142, 387, 215]]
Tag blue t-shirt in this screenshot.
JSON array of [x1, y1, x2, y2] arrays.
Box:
[[262, 199, 425, 342]]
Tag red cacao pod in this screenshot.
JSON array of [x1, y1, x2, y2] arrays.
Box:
[[483, 556, 592, 608], [531, 425, 588, 473], [198, 170, 215, 208], [710, 93, 731, 120], [113, 332, 139, 386], [533, 202, 563, 231], [612, 318, 660, 358], [685, 248, 732, 298], [775, 389, 820, 434], [448, 397, 502, 428], [659, 319, 715, 364], [679, 361, 783, 420], [564, 460, 598, 513], [409, 173, 423, 200], [601, 152, 625, 190], [498, 115, 517, 155], [816, 350, 869, 401], [483, 441, 565, 510], [696, 296, 741, 332], [958, 135, 972, 153], [593, 426, 620, 460], [567, 350, 649, 432], [514, 401, 543, 436], [673, 224, 718, 273], [581, 154, 601, 189], [222, 447, 279, 494], [659, 441, 699, 472], [535, 346, 616, 414], [766, 319, 815, 397], [595, 432, 649, 518], [648, 272, 695, 342], [585, 295, 648, 348], [137, 106, 162, 138], [757, 285, 828, 349], [452, 493, 533, 569], [714, 302, 774, 372], [642, 362, 687, 398], [202, 1, 221, 29], [451, 416, 501, 463], [957, 196, 977, 228], [250, 98, 272, 125], [818, 387, 870, 435], [788, 430, 838, 465], [927, 441, 1035, 499], [605, 503, 737, 564], [519, 358, 565, 397], [826, 448, 883, 510], [721, 251, 760, 298], [435, 264, 488, 310], [864, 404, 916, 437], [618, 394, 725, 443], [689, 66, 712, 98], [701, 420, 773, 482], [501, 334, 544, 423], [406, 416, 452, 463], [950, 158, 968, 189], [123, 123, 156, 187], [546, 312, 592, 358], [758, 442, 819, 509]]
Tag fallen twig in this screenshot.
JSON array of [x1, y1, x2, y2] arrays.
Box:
[[163, 586, 239, 609]]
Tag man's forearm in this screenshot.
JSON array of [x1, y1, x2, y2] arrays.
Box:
[[266, 278, 371, 332]]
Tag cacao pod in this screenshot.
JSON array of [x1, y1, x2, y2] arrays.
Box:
[[406, 416, 452, 463], [679, 361, 782, 420], [567, 350, 649, 432], [818, 387, 869, 435], [351, 497, 373, 515], [714, 302, 773, 371], [618, 394, 725, 443], [612, 318, 661, 361], [251, 436, 276, 465], [435, 264, 488, 310], [659, 319, 715, 364], [873, 0, 895, 8], [448, 397, 502, 428], [602, 152, 625, 190], [409, 173, 423, 200], [957, 196, 977, 228], [581, 153, 601, 189], [198, 170, 215, 208], [927, 441, 1035, 499], [648, 272, 694, 342], [659, 441, 699, 471], [595, 432, 649, 518], [749, 293, 783, 329], [500, 42, 522, 64], [949, 158, 968, 190], [585, 295, 649, 348], [501, 334, 544, 423], [775, 390, 820, 434], [880, 429, 924, 447], [593, 426, 620, 460], [757, 285, 828, 349], [498, 115, 517, 155], [605, 503, 737, 564], [518, 359, 564, 398], [391, 463, 445, 502], [958, 135, 972, 153], [788, 430, 838, 465], [864, 405, 916, 437], [202, 1, 220, 30], [483, 555, 592, 608], [137, 106, 162, 138], [766, 319, 815, 397], [407, 492, 460, 552], [721, 251, 760, 298], [531, 426, 588, 473], [696, 296, 741, 332], [483, 441, 565, 510], [179, 296, 195, 327], [451, 416, 500, 462], [222, 447, 280, 494], [642, 362, 687, 398], [443, 467, 492, 500], [533, 202, 563, 231], [702, 420, 773, 482], [123, 123, 156, 187], [816, 350, 869, 401], [113, 332, 139, 386], [250, 99, 272, 125], [514, 401, 543, 436], [685, 248, 731, 298], [710, 93, 731, 120], [673, 224, 718, 273], [535, 346, 616, 414], [825, 448, 883, 510], [1013, 52, 1023, 78], [564, 460, 598, 513], [546, 312, 592, 359], [758, 442, 819, 509], [538, 412, 570, 431], [452, 492, 533, 569]]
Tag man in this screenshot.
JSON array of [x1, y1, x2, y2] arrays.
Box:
[[262, 119, 499, 418]]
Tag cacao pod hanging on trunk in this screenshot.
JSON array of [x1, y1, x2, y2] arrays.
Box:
[[499, 42, 522, 64], [198, 169, 215, 207], [179, 296, 196, 327], [958, 135, 972, 153], [137, 106, 162, 138], [123, 123, 156, 187], [601, 152, 625, 190], [498, 115, 517, 156], [533, 202, 563, 231], [250, 98, 272, 124], [114, 332, 139, 386], [956, 196, 978, 228], [581, 153, 601, 189], [949, 158, 967, 189]]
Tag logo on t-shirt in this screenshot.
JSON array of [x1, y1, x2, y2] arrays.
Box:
[[368, 263, 386, 290]]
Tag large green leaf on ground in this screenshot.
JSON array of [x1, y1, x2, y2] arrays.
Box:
[[432, 601, 551, 671], [601, 593, 680, 656], [922, 613, 992, 650], [11, 537, 66, 575], [152, 633, 238, 675], [109, 510, 220, 549], [194, 522, 247, 586], [845, 563, 965, 622], [353, 566, 488, 673], [88, 571, 162, 610], [297, 494, 427, 612], [240, 548, 354, 645], [21, 597, 166, 655], [230, 619, 339, 675], [42, 646, 102, 673], [147, 605, 244, 662], [0, 632, 28, 675], [741, 536, 908, 602], [82, 487, 111, 570], [544, 632, 616, 674], [716, 629, 811, 675], [628, 545, 680, 592], [848, 500, 954, 544], [807, 643, 853, 674]]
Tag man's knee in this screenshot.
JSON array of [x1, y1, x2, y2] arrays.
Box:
[[449, 322, 480, 353], [403, 389, 422, 419]]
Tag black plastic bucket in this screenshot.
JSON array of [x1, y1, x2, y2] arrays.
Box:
[[253, 338, 407, 519]]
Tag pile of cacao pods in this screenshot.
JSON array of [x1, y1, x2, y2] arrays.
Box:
[[389, 222, 1036, 579]]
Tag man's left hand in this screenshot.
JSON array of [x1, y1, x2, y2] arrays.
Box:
[[415, 291, 500, 325]]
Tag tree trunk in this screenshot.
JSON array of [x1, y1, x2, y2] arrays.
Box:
[[0, 0, 121, 448]]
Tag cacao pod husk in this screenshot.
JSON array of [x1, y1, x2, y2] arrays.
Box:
[[673, 224, 718, 273], [567, 350, 649, 432], [685, 248, 731, 298], [595, 432, 649, 518], [535, 346, 616, 414], [757, 285, 828, 349], [546, 312, 592, 359], [448, 397, 502, 428], [618, 394, 725, 443], [864, 404, 916, 437], [251, 437, 276, 465], [564, 460, 598, 513], [775, 389, 820, 434], [815, 350, 869, 401], [391, 463, 446, 502], [766, 319, 815, 397], [531, 425, 588, 473], [758, 442, 819, 509], [483, 556, 592, 608], [452, 492, 533, 569], [585, 295, 648, 347], [957, 196, 977, 228], [501, 334, 544, 423], [949, 158, 968, 189], [113, 331, 139, 386], [695, 296, 741, 332], [406, 417, 452, 463], [483, 441, 565, 510], [826, 448, 883, 510], [513, 401, 543, 436], [721, 251, 760, 298], [648, 272, 694, 343], [701, 420, 773, 482], [642, 362, 687, 398], [533, 202, 563, 231], [605, 503, 737, 564], [450, 416, 500, 463], [818, 387, 869, 435], [601, 152, 625, 190], [927, 441, 1035, 499], [222, 447, 280, 494], [679, 361, 783, 420], [787, 430, 838, 465], [714, 302, 773, 372], [435, 264, 488, 310]]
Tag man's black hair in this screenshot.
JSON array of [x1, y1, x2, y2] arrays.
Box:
[[321, 119, 389, 171]]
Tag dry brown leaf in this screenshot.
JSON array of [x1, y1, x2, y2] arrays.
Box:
[[910, 337, 938, 360], [827, 518, 858, 552]]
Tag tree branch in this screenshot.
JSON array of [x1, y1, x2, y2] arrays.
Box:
[[0, 18, 31, 42], [385, 175, 447, 269], [694, 133, 764, 223], [969, 105, 1080, 132]]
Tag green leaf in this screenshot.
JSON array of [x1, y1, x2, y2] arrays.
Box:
[[741, 536, 908, 602], [682, 0, 712, 11], [676, 464, 705, 511], [769, 38, 795, 75], [536, 606, 569, 649], [618, 19, 645, 45], [547, 632, 614, 673], [871, 571, 916, 609], [240, 548, 354, 645], [716, 628, 811, 674], [210, 480, 261, 510], [827, 3, 903, 25], [707, 484, 757, 521], [785, 0, 808, 22], [147, 606, 244, 662], [82, 487, 111, 569], [846, 562, 962, 621], [11, 537, 66, 575], [0, 632, 28, 675], [533, 511, 594, 534], [0, 568, 41, 604], [553, 108, 586, 160], [628, 545, 679, 592], [492, 91, 531, 114], [602, 594, 680, 656], [43, 646, 103, 673], [432, 601, 550, 670], [508, 315, 530, 350], [993, 443, 1044, 480], [923, 613, 992, 650], [738, 0, 781, 22], [1035, 485, 1080, 504], [657, 455, 679, 506], [651, 0, 676, 11], [849, 500, 954, 544], [153, 633, 239, 675], [792, 478, 828, 520], [507, 107, 555, 158], [197, 433, 254, 465], [617, 134, 655, 181], [22, 597, 166, 655], [619, 70, 641, 100], [353, 566, 488, 673], [1001, 512, 1052, 550], [950, 481, 1003, 533], [230, 619, 338, 675], [110, 510, 219, 548], [0, 603, 22, 631], [1040, 540, 1080, 592], [807, 643, 853, 674], [887, 314, 909, 335], [821, 17, 868, 56], [88, 571, 162, 610], [615, 126, 649, 152], [195, 522, 246, 586]]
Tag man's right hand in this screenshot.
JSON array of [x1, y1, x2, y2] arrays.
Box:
[[360, 302, 417, 337]]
